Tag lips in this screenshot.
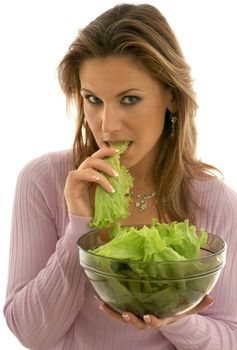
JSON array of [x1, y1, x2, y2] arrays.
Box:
[[104, 141, 133, 147]]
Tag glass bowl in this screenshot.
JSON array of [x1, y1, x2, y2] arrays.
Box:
[[78, 229, 226, 318]]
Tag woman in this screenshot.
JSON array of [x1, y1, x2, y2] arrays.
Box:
[[4, 3, 237, 349]]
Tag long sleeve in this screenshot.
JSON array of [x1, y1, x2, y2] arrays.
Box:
[[160, 179, 237, 349], [3, 152, 237, 350], [3, 153, 92, 349]]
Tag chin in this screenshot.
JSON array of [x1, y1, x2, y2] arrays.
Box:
[[121, 155, 141, 170]]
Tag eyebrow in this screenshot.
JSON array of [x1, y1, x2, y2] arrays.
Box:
[[80, 88, 144, 97]]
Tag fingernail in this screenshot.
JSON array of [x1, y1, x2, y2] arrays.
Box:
[[122, 313, 130, 322], [109, 186, 115, 193], [208, 298, 214, 306], [143, 315, 151, 324]]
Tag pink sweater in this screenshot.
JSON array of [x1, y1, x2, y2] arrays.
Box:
[[3, 150, 237, 350]]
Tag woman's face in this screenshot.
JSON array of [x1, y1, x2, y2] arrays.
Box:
[[80, 56, 175, 173]]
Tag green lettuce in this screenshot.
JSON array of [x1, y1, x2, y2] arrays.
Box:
[[90, 142, 133, 228], [92, 220, 208, 261], [88, 221, 213, 318]]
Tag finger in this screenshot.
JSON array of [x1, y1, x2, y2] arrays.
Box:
[[143, 295, 214, 328], [143, 314, 166, 328], [91, 146, 118, 159], [79, 157, 119, 178], [70, 168, 116, 193], [189, 294, 214, 314], [82, 168, 116, 193], [92, 172, 116, 193], [98, 303, 127, 323], [98, 303, 147, 330], [121, 312, 147, 330]]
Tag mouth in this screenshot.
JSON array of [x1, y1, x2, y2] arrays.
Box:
[[104, 141, 133, 149]]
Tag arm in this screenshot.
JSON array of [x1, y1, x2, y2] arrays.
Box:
[[160, 313, 236, 350], [3, 156, 92, 349], [98, 180, 237, 349], [159, 182, 237, 349]]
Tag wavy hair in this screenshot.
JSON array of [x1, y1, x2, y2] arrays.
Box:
[[58, 3, 220, 225]]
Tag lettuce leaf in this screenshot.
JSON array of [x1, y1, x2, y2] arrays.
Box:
[[92, 220, 207, 262], [88, 221, 212, 318], [90, 142, 133, 228]]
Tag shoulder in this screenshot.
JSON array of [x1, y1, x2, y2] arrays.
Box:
[[18, 149, 74, 183], [192, 177, 237, 240], [14, 150, 74, 220], [193, 177, 237, 209], [15, 149, 74, 205]]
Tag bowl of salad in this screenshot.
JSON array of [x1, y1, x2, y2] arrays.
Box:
[[78, 221, 226, 318], [78, 142, 226, 318]]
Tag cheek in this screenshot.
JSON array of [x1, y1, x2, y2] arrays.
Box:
[[139, 109, 166, 141], [85, 118, 103, 148], [84, 107, 99, 130], [144, 105, 166, 129], [83, 104, 91, 121]]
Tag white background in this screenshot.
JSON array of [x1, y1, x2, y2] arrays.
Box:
[[0, 0, 236, 348]]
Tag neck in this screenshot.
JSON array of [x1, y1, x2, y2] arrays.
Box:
[[129, 170, 156, 195], [128, 154, 157, 191]]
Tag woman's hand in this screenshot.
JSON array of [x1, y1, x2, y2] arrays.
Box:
[[97, 295, 213, 330], [64, 147, 118, 217]]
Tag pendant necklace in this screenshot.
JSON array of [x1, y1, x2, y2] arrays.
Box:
[[130, 191, 158, 213]]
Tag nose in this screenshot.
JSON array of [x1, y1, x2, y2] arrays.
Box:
[[101, 105, 122, 134]]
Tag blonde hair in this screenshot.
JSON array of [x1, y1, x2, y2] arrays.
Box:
[[58, 3, 219, 225]]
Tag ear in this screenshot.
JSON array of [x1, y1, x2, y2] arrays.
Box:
[[167, 87, 177, 113]]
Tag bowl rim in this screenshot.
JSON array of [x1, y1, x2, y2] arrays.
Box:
[[77, 230, 227, 265]]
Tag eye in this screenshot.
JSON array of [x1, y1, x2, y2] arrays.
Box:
[[121, 96, 141, 105], [84, 95, 102, 104]]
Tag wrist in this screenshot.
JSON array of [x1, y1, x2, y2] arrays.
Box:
[[62, 215, 93, 253]]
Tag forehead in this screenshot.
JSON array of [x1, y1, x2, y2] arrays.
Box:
[[79, 56, 156, 89]]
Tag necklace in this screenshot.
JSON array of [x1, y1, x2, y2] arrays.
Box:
[[130, 191, 158, 212]]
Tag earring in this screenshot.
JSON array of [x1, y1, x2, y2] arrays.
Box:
[[170, 112, 177, 138]]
